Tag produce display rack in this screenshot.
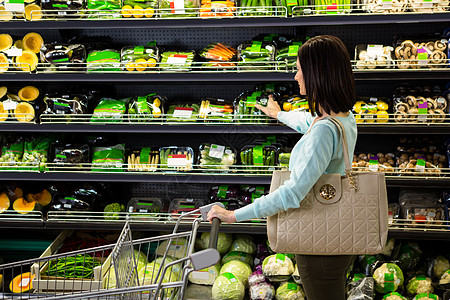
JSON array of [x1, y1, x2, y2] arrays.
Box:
[[1, 12, 450, 248]]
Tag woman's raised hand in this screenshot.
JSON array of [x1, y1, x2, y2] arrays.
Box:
[[255, 94, 281, 119]]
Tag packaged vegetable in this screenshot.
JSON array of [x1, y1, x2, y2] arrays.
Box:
[[353, 97, 390, 124], [198, 143, 236, 170], [401, 203, 445, 226], [413, 294, 440, 300], [40, 0, 85, 17], [275, 43, 302, 70], [315, 0, 352, 13], [381, 238, 396, 257], [159, 146, 194, 172], [383, 292, 407, 300], [199, 43, 237, 62], [53, 144, 90, 168], [238, 41, 276, 71], [222, 251, 253, 267], [406, 276, 434, 295], [275, 280, 305, 300], [198, 98, 234, 122], [0, 137, 24, 169], [126, 197, 162, 219], [373, 263, 404, 293], [103, 202, 125, 220], [40, 44, 86, 71], [51, 196, 92, 211], [127, 94, 165, 121], [354, 44, 395, 70], [201, 232, 232, 253], [91, 98, 128, 123], [219, 260, 252, 286], [168, 198, 206, 220], [396, 242, 421, 270], [362, 0, 407, 13], [121, 46, 159, 72], [230, 234, 256, 254], [279, 95, 308, 112], [250, 282, 275, 300], [159, 0, 199, 17], [262, 254, 294, 277], [185, 284, 213, 299], [87, 0, 121, 16], [87, 50, 121, 72], [209, 185, 240, 202], [347, 276, 374, 300], [275, 0, 309, 16], [240, 145, 278, 173], [248, 270, 266, 287], [388, 204, 400, 225], [439, 270, 450, 285], [166, 102, 200, 122], [428, 255, 450, 279], [42, 93, 89, 115], [91, 144, 126, 172], [239, 185, 268, 204], [188, 263, 221, 285], [200, 0, 236, 17], [234, 91, 270, 123], [23, 136, 53, 171], [121, 0, 158, 18], [127, 148, 160, 172], [212, 272, 245, 300], [160, 51, 195, 71], [394, 39, 448, 70], [238, 0, 274, 16]]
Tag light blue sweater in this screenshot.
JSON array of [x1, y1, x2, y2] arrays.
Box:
[[234, 110, 358, 222]]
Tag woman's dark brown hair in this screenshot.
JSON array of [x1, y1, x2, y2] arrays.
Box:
[[297, 35, 356, 117]]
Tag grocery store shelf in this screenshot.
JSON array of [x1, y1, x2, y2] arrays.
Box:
[[0, 69, 449, 82], [1, 13, 449, 30], [357, 123, 450, 134]]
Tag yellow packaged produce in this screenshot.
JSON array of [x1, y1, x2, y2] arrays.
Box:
[[133, 5, 144, 18], [121, 4, 133, 17]]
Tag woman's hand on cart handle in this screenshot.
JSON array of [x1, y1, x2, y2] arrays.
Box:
[[255, 94, 281, 119], [207, 205, 237, 224]]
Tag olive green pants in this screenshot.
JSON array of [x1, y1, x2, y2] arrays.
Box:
[[296, 254, 355, 300]]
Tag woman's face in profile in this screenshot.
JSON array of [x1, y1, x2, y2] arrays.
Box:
[[294, 59, 306, 95]]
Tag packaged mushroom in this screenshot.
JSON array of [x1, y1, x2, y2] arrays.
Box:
[[354, 44, 395, 70], [394, 39, 448, 69], [362, 0, 408, 13], [394, 95, 447, 123], [401, 202, 445, 226], [353, 97, 390, 123], [352, 152, 395, 174]]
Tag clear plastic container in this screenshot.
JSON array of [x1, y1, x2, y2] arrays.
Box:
[[127, 197, 163, 220], [362, 0, 407, 14], [159, 51, 195, 71], [198, 143, 236, 170], [159, 146, 194, 172], [198, 98, 234, 122], [120, 46, 160, 72], [398, 189, 441, 206], [159, 0, 200, 18], [237, 41, 276, 71], [168, 198, 207, 220], [127, 94, 166, 122], [401, 202, 445, 225], [234, 91, 270, 124]]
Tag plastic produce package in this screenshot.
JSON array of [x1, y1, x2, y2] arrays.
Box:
[[53, 143, 90, 168], [160, 51, 195, 71], [238, 41, 276, 71], [406, 275, 434, 295], [199, 0, 236, 17], [168, 198, 206, 220], [238, 0, 275, 17], [248, 269, 266, 287], [240, 145, 278, 173], [346, 276, 374, 300], [121, 0, 158, 18], [362, 0, 407, 13], [126, 197, 162, 220], [428, 255, 450, 279], [159, 146, 194, 172], [127, 94, 165, 121], [127, 147, 160, 172], [354, 44, 395, 70], [394, 39, 448, 69], [201, 232, 232, 253], [275, 43, 302, 70], [91, 98, 128, 122], [42, 94, 89, 115], [262, 254, 294, 280], [91, 144, 125, 172], [87, 50, 121, 72], [209, 185, 240, 202], [40, 0, 86, 17], [87, 0, 121, 16], [396, 242, 422, 270], [188, 263, 221, 285], [413, 294, 440, 300], [199, 43, 236, 62], [166, 102, 199, 122], [275, 280, 305, 300], [383, 292, 407, 300], [40, 44, 87, 71], [230, 234, 256, 254], [219, 260, 252, 286], [250, 282, 275, 300], [0, 138, 24, 169], [353, 97, 390, 124], [234, 91, 270, 123], [279, 95, 308, 112], [314, 0, 352, 13], [198, 143, 236, 170], [198, 98, 234, 122], [121, 46, 159, 72], [372, 263, 404, 293], [160, 0, 199, 18], [401, 202, 445, 226]]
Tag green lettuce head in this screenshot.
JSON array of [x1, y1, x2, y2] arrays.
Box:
[[201, 232, 232, 254], [212, 272, 245, 300], [275, 280, 305, 300], [220, 260, 252, 286], [230, 235, 256, 254], [222, 251, 254, 267]]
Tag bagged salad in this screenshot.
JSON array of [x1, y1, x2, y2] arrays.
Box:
[[87, 0, 121, 17], [91, 98, 129, 123], [87, 50, 121, 72], [121, 45, 159, 72], [198, 143, 236, 170], [91, 144, 125, 172]]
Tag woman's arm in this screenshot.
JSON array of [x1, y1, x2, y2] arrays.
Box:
[[233, 123, 335, 222], [277, 110, 315, 134]]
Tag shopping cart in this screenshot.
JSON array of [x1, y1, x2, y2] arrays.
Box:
[[0, 203, 224, 300]]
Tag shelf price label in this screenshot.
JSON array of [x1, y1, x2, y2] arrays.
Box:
[[167, 154, 187, 167], [418, 101, 427, 122], [417, 47, 428, 65], [369, 155, 379, 172], [5, 0, 24, 12], [167, 54, 188, 65], [416, 157, 426, 173], [173, 107, 193, 118], [326, 3, 338, 14]]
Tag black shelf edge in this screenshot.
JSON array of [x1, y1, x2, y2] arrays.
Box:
[[2, 123, 450, 134], [0, 172, 448, 186], [388, 229, 450, 241], [1, 13, 449, 29], [0, 123, 299, 134], [0, 70, 449, 82]]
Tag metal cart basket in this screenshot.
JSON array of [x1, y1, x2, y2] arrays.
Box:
[[0, 203, 223, 300]]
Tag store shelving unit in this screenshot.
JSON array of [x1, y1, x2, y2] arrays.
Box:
[[1, 11, 450, 242]]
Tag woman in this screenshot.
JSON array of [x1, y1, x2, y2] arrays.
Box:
[[207, 35, 357, 300]]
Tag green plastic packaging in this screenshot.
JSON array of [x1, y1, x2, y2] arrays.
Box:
[[87, 50, 121, 72], [159, 0, 199, 18], [91, 98, 129, 123], [160, 51, 195, 71], [92, 144, 126, 172], [0, 138, 24, 170]]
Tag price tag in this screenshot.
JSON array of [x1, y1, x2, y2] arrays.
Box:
[[19, 278, 30, 287], [422, 0, 432, 8], [369, 155, 379, 172], [326, 3, 337, 14], [288, 45, 300, 57], [168, 154, 187, 167], [367, 44, 383, 55], [381, 0, 392, 9], [4, 47, 22, 57], [276, 253, 285, 264], [2, 100, 17, 110], [173, 107, 193, 118], [418, 101, 427, 121], [416, 157, 426, 172], [417, 47, 428, 65], [64, 204, 72, 208], [209, 144, 225, 159], [167, 54, 188, 65], [170, 0, 186, 14], [5, 0, 24, 12], [191, 271, 210, 280], [222, 272, 237, 283]]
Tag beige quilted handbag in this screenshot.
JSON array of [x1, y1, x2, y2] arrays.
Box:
[[267, 117, 388, 255]]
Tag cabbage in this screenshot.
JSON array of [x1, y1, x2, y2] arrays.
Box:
[[406, 276, 434, 294], [133, 249, 148, 271], [138, 262, 177, 297], [201, 232, 232, 254], [230, 235, 256, 254], [156, 238, 187, 259], [433, 256, 449, 278], [413, 293, 440, 300], [250, 282, 275, 300], [153, 256, 182, 279], [222, 251, 254, 267], [383, 292, 407, 300], [275, 280, 305, 300], [262, 254, 294, 276], [188, 263, 221, 285], [373, 263, 404, 293], [248, 270, 266, 287], [439, 270, 450, 284], [219, 260, 252, 286], [103, 266, 117, 289], [212, 272, 245, 300]]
